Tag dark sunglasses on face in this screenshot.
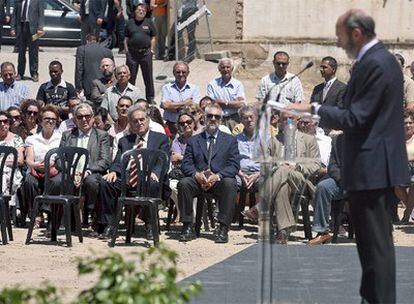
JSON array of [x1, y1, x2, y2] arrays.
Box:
[[11, 115, 21, 120], [275, 62, 288, 67], [179, 119, 193, 126], [43, 117, 57, 123], [0, 119, 9, 124], [76, 114, 92, 121], [190, 111, 197, 115], [206, 114, 222, 120], [25, 110, 38, 116]]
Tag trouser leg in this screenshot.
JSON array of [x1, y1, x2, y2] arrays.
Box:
[[97, 178, 122, 225], [23, 173, 41, 215], [349, 188, 396, 304], [312, 178, 342, 233], [28, 37, 39, 77], [209, 177, 237, 227], [82, 173, 102, 209], [18, 24, 30, 77], [139, 51, 154, 101], [126, 52, 139, 85], [178, 177, 202, 223]]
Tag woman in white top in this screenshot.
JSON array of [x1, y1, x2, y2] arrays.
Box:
[[0, 111, 24, 208], [23, 105, 62, 229], [395, 109, 414, 223]]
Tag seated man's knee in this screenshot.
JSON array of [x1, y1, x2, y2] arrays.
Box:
[[221, 177, 237, 190], [177, 177, 194, 191]]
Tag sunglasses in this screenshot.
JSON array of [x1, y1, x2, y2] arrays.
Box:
[[76, 114, 92, 121], [0, 119, 9, 124], [275, 61, 288, 66], [25, 110, 39, 116], [11, 115, 21, 120], [190, 111, 198, 115], [206, 114, 222, 120], [43, 117, 57, 123], [179, 119, 193, 126]]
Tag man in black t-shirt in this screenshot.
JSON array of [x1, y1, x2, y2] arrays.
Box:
[[124, 3, 156, 103], [36, 61, 77, 119]]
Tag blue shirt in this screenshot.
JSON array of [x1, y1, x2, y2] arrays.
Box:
[[0, 81, 32, 110], [236, 132, 260, 172], [161, 81, 201, 122], [206, 77, 245, 117]]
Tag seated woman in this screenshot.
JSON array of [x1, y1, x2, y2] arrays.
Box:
[[0, 111, 24, 210], [23, 105, 62, 229], [182, 103, 203, 134], [395, 109, 414, 223], [20, 99, 41, 138], [6, 106, 27, 140], [169, 112, 195, 206]]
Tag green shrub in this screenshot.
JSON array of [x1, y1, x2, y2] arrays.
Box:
[[0, 244, 201, 304]]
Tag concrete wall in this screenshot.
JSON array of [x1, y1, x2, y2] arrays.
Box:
[[243, 0, 414, 42]]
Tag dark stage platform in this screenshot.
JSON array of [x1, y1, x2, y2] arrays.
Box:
[[185, 244, 414, 304]]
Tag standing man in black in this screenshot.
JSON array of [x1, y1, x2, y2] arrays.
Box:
[[0, 0, 10, 52], [124, 3, 156, 103], [10, 0, 44, 82], [78, 0, 107, 45], [291, 9, 410, 303]]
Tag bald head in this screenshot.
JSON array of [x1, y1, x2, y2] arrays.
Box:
[[100, 58, 115, 78]]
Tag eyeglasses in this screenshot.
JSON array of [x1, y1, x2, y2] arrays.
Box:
[[190, 111, 197, 115], [275, 62, 288, 67], [179, 120, 193, 126], [0, 119, 9, 124], [25, 110, 39, 116], [206, 114, 222, 120], [43, 117, 57, 123], [11, 115, 21, 121], [76, 114, 92, 121], [1, 73, 14, 77]]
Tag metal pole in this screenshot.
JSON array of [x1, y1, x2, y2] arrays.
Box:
[[202, 0, 213, 52], [175, 0, 180, 61]]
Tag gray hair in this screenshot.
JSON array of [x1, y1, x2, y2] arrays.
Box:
[[238, 104, 258, 118], [343, 9, 376, 39], [173, 61, 189, 73], [73, 103, 93, 117], [115, 64, 131, 77], [127, 104, 148, 121], [204, 103, 224, 115], [218, 58, 234, 68], [100, 57, 115, 67]]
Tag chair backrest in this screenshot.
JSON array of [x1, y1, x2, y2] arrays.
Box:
[[120, 148, 169, 199], [43, 146, 89, 195], [0, 146, 18, 195]]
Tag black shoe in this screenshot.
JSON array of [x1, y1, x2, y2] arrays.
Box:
[[145, 224, 154, 240], [179, 223, 195, 242], [215, 224, 229, 243], [98, 225, 114, 240]]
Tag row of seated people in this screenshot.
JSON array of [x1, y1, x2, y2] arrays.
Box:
[[1, 96, 349, 245]]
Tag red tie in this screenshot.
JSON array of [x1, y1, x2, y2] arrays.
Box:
[[129, 137, 144, 188]]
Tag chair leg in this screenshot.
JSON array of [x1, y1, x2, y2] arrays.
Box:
[[237, 190, 247, 228], [63, 204, 72, 247], [166, 198, 175, 231], [4, 201, 13, 241], [0, 200, 8, 245], [50, 204, 58, 242], [150, 204, 159, 246], [109, 200, 124, 247], [348, 212, 354, 239], [195, 197, 204, 237], [125, 205, 134, 244], [202, 201, 210, 232], [73, 203, 83, 243], [206, 199, 215, 229], [332, 200, 344, 244], [300, 197, 312, 240], [25, 198, 40, 245]]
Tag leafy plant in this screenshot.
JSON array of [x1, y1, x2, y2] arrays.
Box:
[[0, 244, 202, 304]]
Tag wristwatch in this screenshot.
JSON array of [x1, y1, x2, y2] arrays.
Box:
[[216, 173, 222, 181], [310, 102, 319, 115]]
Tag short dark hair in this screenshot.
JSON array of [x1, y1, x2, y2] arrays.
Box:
[[0, 110, 12, 122], [135, 98, 150, 110], [322, 56, 338, 70], [343, 10, 376, 39], [94, 106, 109, 123], [49, 60, 63, 70], [394, 53, 405, 67], [274, 51, 290, 60], [117, 95, 134, 106]]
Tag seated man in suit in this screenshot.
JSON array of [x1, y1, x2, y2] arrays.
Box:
[[270, 115, 321, 244], [58, 103, 111, 221], [310, 56, 346, 130], [97, 104, 170, 239], [178, 103, 240, 243]]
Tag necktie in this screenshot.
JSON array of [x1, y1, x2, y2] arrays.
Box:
[[21, 0, 28, 22], [322, 81, 331, 101], [129, 137, 144, 188], [207, 135, 215, 170]]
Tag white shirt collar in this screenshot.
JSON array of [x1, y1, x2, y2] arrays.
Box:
[[355, 38, 379, 62], [45, 79, 67, 89], [325, 77, 336, 88], [204, 130, 219, 140]]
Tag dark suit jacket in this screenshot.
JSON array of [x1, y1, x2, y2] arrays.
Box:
[[11, 0, 45, 35], [111, 131, 170, 175], [318, 41, 410, 191], [0, 0, 10, 22], [60, 128, 112, 174], [181, 130, 240, 179], [327, 134, 343, 184], [80, 0, 107, 20], [310, 79, 347, 108], [74, 43, 114, 96]]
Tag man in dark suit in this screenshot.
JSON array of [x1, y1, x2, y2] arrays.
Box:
[[97, 104, 170, 239], [178, 103, 240, 243], [291, 9, 410, 303], [10, 0, 44, 82], [310, 56, 346, 130], [78, 0, 107, 44], [58, 103, 111, 219], [74, 33, 114, 100], [0, 0, 10, 51]]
